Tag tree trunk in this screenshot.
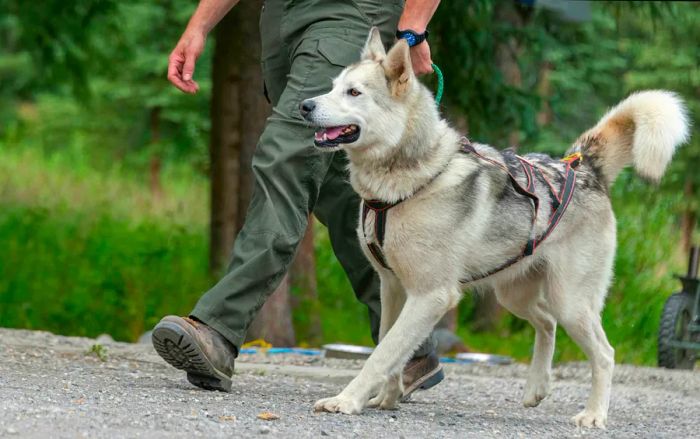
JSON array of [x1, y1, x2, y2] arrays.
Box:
[[494, 1, 534, 149], [680, 179, 696, 254], [471, 293, 503, 333], [435, 308, 470, 354], [209, 1, 296, 345], [246, 275, 297, 347], [437, 308, 457, 333], [290, 216, 322, 345], [536, 61, 553, 127], [209, 11, 242, 273], [149, 106, 163, 200]]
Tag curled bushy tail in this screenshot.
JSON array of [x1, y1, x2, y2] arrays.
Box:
[[572, 90, 690, 186]]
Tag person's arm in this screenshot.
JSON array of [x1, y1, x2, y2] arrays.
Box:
[[167, 0, 240, 94], [397, 0, 441, 75]]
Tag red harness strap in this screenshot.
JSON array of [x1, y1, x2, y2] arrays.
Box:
[[530, 152, 581, 253]]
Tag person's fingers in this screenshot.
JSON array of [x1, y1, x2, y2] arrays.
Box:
[[410, 43, 434, 76], [167, 46, 200, 94], [187, 79, 200, 94], [182, 49, 197, 82], [167, 56, 189, 91], [413, 58, 433, 75]]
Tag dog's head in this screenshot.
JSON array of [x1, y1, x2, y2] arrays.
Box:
[[300, 27, 418, 153]]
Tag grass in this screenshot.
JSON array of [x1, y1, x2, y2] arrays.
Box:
[[0, 144, 213, 341], [0, 144, 687, 365]]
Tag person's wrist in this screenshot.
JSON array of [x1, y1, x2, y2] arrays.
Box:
[[397, 18, 427, 34], [399, 26, 426, 34], [185, 19, 210, 38], [396, 29, 429, 48]]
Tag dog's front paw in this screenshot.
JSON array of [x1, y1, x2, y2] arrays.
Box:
[[572, 409, 607, 429], [314, 395, 364, 414], [367, 386, 401, 410], [367, 375, 402, 410], [522, 375, 551, 407]]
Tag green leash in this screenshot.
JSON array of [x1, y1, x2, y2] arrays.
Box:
[[431, 63, 444, 105]]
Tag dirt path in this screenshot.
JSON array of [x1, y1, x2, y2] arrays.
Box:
[[0, 328, 697, 438]]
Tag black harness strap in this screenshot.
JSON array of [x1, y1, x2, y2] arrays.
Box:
[[360, 139, 582, 280], [362, 200, 395, 269]]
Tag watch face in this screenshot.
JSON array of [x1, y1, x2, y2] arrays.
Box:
[[405, 34, 416, 46]]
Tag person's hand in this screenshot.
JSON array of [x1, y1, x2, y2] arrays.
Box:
[[167, 29, 207, 94], [410, 41, 433, 76]]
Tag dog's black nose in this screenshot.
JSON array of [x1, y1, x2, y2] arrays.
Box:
[[300, 99, 316, 118]]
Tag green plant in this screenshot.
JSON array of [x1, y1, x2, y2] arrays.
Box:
[[88, 343, 108, 361]]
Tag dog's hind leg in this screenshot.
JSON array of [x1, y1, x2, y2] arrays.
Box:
[[495, 275, 557, 408], [546, 262, 614, 429], [559, 309, 614, 429], [558, 311, 614, 428]]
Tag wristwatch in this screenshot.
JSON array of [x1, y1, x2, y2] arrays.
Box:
[[396, 29, 429, 47]]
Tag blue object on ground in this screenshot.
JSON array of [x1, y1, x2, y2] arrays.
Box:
[[238, 347, 323, 356]]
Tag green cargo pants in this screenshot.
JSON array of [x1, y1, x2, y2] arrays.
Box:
[[191, 0, 436, 358]]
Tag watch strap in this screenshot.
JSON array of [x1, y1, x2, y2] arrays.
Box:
[[396, 29, 429, 47]]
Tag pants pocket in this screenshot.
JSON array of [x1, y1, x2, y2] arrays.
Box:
[[317, 36, 365, 68]]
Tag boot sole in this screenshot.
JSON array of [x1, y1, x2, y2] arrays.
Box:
[[401, 365, 445, 402], [151, 321, 232, 392]]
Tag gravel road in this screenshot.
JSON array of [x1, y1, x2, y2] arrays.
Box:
[[0, 328, 697, 438]]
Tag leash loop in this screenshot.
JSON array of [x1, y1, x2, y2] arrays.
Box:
[[431, 63, 444, 105]]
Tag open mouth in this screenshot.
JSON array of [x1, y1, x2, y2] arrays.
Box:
[[314, 124, 360, 148]]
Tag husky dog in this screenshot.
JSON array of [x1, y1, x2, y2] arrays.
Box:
[[300, 28, 689, 428]]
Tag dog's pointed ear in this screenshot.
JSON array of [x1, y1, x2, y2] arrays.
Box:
[[382, 39, 413, 97], [361, 27, 386, 62]]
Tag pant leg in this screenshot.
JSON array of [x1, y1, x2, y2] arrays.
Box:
[[191, 1, 380, 352]]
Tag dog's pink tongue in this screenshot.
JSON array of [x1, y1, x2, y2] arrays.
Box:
[[324, 126, 345, 140]]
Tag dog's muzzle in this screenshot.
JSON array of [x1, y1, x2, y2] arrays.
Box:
[[299, 99, 361, 148], [313, 125, 360, 147]]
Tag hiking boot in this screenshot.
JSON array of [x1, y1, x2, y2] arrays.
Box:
[[151, 315, 236, 392], [401, 351, 444, 401]]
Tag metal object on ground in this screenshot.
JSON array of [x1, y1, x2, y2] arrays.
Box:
[[658, 245, 700, 369], [453, 353, 514, 365], [322, 344, 374, 359]]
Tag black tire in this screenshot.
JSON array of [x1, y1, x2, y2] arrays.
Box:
[[658, 292, 697, 369]]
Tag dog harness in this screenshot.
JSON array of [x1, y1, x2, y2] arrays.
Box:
[[361, 138, 582, 282]]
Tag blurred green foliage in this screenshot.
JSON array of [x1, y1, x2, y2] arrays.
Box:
[[0, 146, 212, 341], [0, 1, 698, 365], [1, 0, 212, 170]]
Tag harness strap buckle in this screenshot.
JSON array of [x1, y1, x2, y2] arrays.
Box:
[[562, 152, 583, 168]]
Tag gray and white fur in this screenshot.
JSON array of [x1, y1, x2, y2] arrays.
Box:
[[300, 27, 690, 429]]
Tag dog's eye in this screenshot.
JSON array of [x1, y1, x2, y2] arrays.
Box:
[[348, 88, 361, 97]]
